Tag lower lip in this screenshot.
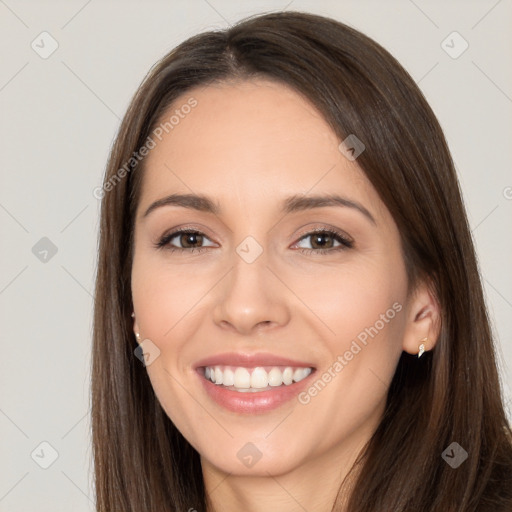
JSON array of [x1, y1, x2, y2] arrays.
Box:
[[196, 369, 315, 413]]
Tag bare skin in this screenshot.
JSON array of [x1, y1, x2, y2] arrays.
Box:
[[131, 79, 440, 512]]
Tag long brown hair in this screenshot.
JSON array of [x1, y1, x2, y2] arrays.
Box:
[[91, 10, 512, 511]]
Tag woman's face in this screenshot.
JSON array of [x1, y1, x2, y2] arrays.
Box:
[[131, 79, 411, 477]]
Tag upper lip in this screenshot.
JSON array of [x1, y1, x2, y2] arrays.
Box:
[[194, 352, 315, 369]]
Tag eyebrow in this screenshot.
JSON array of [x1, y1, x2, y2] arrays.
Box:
[[142, 193, 376, 224]]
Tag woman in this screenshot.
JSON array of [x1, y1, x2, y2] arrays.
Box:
[[91, 10, 512, 512]]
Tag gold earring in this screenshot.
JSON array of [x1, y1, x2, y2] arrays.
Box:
[[418, 338, 427, 358]]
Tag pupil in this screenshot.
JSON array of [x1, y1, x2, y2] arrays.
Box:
[[183, 233, 201, 247], [312, 233, 332, 249]]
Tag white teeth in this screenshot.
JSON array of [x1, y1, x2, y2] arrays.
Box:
[[293, 367, 310, 382], [282, 367, 293, 385], [203, 365, 313, 391], [234, 367, 251, 388], [223, 368, 235, 386], [268, 367, 283, 387], [250, 367, 268, 389]]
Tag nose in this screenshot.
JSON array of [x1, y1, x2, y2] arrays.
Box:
[[212, 249, 291, 336]]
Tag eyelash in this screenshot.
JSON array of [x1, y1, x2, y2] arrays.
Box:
[[155, 227, 354, 255]]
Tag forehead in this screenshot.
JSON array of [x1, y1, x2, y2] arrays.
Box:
[[138, 78, 383, 219]]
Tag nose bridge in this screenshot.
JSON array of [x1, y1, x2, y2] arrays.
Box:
[[212, 234, 290, 334]]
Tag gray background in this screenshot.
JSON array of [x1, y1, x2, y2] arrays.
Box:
[[1, 0, 511, 510]]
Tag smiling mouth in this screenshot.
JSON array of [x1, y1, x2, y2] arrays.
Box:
[[200, 365, 314, 392]]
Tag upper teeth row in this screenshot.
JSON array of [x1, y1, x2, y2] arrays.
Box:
[[204, 366, 312, 389]]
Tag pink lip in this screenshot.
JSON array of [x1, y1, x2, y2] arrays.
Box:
[[194, 352, 316, 414], [197, 372, 316, 413], [194, 352, 315, 369]]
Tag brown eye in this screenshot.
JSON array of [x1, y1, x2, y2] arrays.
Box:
[[294, 229, 353, 254], [179, 232, 204, 248], [156, 229, 216, 252], [310, 232, 335, 249]]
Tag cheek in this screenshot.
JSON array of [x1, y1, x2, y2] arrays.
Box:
[[297, 261, 407, 415], [288, 257, 407, 344], [293, 256, 407, 404], [130, 252, 203, 409], [131, 252, 208, 442], [131, 249, 211, 341]]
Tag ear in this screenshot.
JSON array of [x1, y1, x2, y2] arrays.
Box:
[[402, 280, 441, 356]]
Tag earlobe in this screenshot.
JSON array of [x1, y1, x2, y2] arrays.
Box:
[[402, 282, 441, 357]]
